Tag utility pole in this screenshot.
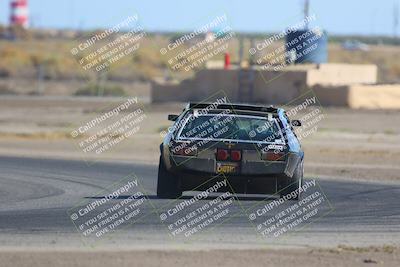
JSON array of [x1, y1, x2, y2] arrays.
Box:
[[394, 1, 399, 38], [304, 0, 310, 29]]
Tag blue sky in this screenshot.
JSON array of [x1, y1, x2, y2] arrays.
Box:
[[0, 0, 398, 36]]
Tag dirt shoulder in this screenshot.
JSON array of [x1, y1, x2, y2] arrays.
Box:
[[0, 246, 398, 267]]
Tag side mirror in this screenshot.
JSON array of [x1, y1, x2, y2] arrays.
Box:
[[291, 120, 302, 127], [168, 114, 179, 121]]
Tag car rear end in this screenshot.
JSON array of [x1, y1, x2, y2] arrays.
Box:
[[165, 109, 298, 195]]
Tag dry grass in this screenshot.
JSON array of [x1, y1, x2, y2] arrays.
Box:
[[1, 38, 400, 84], [329, 44, 400, 83]]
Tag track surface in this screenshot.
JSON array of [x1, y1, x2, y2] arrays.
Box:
[[0, 156, 399, 248]]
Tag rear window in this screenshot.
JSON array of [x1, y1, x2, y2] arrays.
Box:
[[177, 113, 283, 143]]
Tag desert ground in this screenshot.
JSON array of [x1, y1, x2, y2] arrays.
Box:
[[0, 246, 399, 267]]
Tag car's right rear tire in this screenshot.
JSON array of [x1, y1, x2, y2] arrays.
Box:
[[157, 155, 182, 199], [280, 160, 303, 201]]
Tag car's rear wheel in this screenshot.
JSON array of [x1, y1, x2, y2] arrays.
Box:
[[157, 155, 182, 199], [280, 160, 303, 200]]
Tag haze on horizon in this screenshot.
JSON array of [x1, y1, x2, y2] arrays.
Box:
[[0, 0, 399, 36]]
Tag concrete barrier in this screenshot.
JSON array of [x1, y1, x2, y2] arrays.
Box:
[[151, 63, 400, 109], [307, 64, 377, 86], [314, 84, 400, 109]]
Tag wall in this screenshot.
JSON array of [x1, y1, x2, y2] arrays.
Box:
[[307, 64, 377, 86], [314, 84, 400, 109], [150, 63, 398, 109]]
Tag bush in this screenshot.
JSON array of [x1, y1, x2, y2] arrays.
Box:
[[74, 83, 127, 97], [0, 67, 11, 78], [0, 84, 17, 95]]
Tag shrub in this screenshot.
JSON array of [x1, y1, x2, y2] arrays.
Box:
[[74, 83, 127, 97], [0, 84, 17, 95]]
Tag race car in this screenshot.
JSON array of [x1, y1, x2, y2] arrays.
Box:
[[157, 102, 304, 200]]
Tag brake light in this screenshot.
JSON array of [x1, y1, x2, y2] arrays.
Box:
[[216, 149, 242, 161], [217, 149, 229, 161], [230, 150, 242, 161], [263, 152, 285, 161]]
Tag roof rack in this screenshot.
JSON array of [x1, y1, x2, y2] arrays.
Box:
[[187, 102, 279, 113]]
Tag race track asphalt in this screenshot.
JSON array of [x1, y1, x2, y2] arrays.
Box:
[[0, 156, 399, 248]]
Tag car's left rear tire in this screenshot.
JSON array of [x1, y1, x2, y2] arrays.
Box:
[[157, 155, 182, 199]]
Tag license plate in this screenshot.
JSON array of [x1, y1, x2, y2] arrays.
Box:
[[216, 162, 239, 174]]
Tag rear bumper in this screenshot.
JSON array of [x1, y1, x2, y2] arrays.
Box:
[[174, 170, 286, 194], [163, 152, 301, 194], [168, 152, 300, 177]]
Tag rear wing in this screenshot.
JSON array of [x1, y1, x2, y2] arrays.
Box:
[[186, 102, 279, 114]]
